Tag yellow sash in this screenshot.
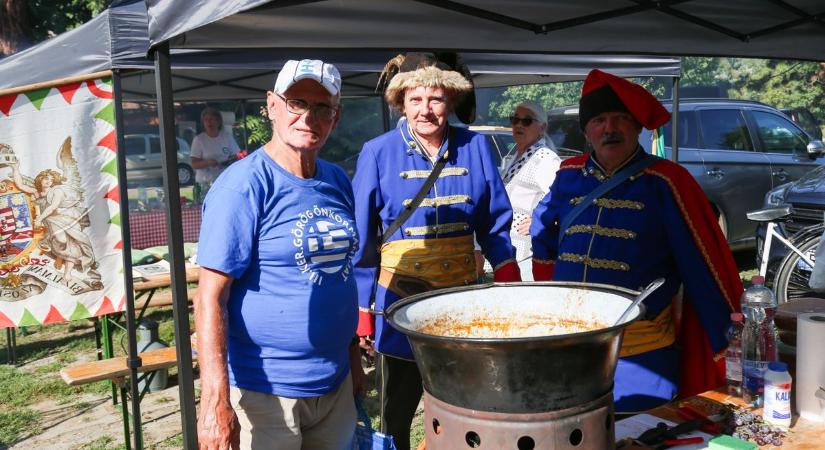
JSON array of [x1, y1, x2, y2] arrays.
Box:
[[619, 305, 676, 357], [380, 235, 476, 288]]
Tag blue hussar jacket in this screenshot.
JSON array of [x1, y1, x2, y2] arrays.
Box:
[[530, 150, 740, 408], [352, 124, 515, 359]]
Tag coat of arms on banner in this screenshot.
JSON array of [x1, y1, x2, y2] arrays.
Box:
[[0, 138, 103, 301], [0, 77, 123, 328]]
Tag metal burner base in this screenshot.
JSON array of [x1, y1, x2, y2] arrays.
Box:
[[423, 391, 615, 450]]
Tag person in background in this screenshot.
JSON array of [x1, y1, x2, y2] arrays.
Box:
[[190, 106, 241, 199], [531, 69, 742, 412], [352, 52, 520, 450], [498, 101, 561, 280], [194, 59, 365, 450]]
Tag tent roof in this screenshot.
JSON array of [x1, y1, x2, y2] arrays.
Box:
[[145, 0, 825, 62], [118, 52, 681, 100], [0, 0, 150, 90], [0, 1, 680, 99]]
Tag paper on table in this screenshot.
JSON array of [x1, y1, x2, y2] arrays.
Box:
[[132, 259, 171, 278], [615, 413, 712, 449]]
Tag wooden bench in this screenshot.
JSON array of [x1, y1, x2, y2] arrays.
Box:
[[133, 287, 196, 312], [60, 343, 197, 450], [60, 346, 192, 386]]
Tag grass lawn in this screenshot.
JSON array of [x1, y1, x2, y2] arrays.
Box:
[[0, 322, 110, 447]]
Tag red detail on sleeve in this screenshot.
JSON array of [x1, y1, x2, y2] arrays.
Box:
[[357, 310, 374, 337], [494, 261, 522, 282], [532, 260, 555, 281]]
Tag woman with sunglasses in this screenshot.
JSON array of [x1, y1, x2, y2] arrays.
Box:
[[501, 101, 561, 280]]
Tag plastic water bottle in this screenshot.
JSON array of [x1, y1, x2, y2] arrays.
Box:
[[741, 276, 778, 407], [725, 312, 745, 396], [763, 361, 792, 428]]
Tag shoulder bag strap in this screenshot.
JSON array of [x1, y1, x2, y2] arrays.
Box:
[[558, 155, 660, 246], [381, 152, 449, 244]]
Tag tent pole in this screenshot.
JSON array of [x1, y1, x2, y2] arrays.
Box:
[[153, 43, 199, 450], [241, 99, 249, 151], [671, 76, 680, 163], [112, 70, 144, 450]]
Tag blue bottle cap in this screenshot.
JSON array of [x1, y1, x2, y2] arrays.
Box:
[[768, 361, 788, 372]]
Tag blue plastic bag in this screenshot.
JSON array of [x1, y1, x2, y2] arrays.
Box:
[[352, 397, 396, 450]]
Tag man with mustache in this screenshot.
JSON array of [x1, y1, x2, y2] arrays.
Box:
[[531, 69, 743, 412]]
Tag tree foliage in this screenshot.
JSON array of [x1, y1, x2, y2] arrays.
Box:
[[489, 57, 825, 133], [1, 0, 111, 56], [488, 82, 583, 126], [723, 59, 825, 122]]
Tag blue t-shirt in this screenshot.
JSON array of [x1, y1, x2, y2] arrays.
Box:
[[197, 149, 359, 397]]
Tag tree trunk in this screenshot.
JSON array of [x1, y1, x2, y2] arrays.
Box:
[[0, 0, 30, 56]]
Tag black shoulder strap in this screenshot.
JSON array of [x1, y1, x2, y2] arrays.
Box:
[[558, 155, 660, 246], [381, 154, 448, 243]]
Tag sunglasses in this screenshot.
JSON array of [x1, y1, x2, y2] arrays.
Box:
[[509, 115, 536, 127]]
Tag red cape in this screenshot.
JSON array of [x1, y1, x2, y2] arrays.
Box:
[[647, 160, 743, 397]]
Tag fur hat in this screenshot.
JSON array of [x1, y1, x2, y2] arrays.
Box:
[[378, 52, 476, 124], [579, 69, 670, 131]]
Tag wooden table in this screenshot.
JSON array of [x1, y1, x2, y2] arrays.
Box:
[[649, 389, 823, 449], [132, 266, 200, 315], [133, 265, 200, 292]]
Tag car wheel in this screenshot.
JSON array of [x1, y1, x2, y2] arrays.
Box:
[[177, 164, 194, 186], [772, 225, 822, 304]]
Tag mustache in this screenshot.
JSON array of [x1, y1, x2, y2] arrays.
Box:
[[600, 132, 624, 145]]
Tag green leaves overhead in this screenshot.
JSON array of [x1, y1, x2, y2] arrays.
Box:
[[490, 57, 825, 136]]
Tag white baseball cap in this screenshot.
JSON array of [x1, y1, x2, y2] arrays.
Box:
[[274, 59, 342, 97]]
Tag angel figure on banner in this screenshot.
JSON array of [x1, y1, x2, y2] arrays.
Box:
[[6, 138, 103, 289]]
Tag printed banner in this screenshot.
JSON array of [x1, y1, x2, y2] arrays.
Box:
[[0, 77, 125, 328]]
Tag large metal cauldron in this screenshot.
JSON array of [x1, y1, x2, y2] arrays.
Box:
[[385, 281, 645, 414]]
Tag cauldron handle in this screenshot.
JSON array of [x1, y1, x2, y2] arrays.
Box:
[[614, 278, 665, 326]]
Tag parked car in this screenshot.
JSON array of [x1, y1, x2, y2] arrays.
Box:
[[546, 99, 825, 250], [467, 125, 516, 171], [124, 134, 194, 186], [471, 125, 582, 172], [756, 164, 825, 265], [781, 107, 822, 141]]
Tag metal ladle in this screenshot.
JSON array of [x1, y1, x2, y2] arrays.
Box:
[[613, 278, 666, 326]]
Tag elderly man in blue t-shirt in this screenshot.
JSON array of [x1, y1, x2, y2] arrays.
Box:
[[194, 59, 365, 450]]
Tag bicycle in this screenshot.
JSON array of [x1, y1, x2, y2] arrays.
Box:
[[747, 205, 823, 304]]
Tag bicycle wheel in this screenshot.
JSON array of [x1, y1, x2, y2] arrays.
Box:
[[773, 224, 823, 304]]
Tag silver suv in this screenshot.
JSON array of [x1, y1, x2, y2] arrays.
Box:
[[547, 99, 825, 250], [124, 134, 194, 186]]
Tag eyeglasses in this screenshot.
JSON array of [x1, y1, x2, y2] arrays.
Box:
[[276, 93, 338, 120], [509, 115, 535, 127]]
